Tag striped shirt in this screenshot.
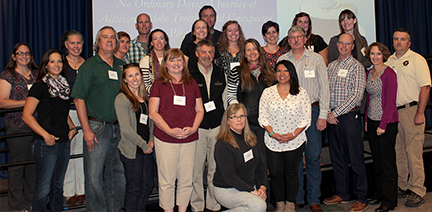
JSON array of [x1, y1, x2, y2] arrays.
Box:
[[327, 55, 366, 117], [277, 49, 330, 119]]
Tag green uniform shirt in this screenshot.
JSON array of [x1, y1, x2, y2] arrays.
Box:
[[71, 53, 126, 122]]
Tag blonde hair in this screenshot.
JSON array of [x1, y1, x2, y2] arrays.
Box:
[[216, 103, 257, 148]]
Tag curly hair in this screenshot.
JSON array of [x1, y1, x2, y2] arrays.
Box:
[[364, 42, 391, 62], [218, 20, 246, 52]]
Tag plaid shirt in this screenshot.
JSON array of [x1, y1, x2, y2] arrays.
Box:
[[327, 55, 366, 117], [127, 36, 148, 63]]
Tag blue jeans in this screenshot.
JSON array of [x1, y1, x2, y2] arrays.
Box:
[[296, 106, 322, 205], [327, 110, 368, 204], [84, 120, 125, 211], [33, 139, 70, 212], [120, 152, 154, 212]]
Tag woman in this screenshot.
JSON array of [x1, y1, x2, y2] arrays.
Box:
[[261, 21, 288, 70], [0, 42, 38, 211], [258, 60, 311, 212], [115, 63, 155, 211], [364, 42, 398, 211], [226, 38, 275, 162], [140, 29, 170, 94], [213, 103, 267, 212], [115, 31, 131, 63], [148, 48, 204, 212], [216, 20, 245, 75], [60, 29, 86, 206], [181, 19, 212, 67], [328, 9, 371, 69], [22, 49, 76, 211]]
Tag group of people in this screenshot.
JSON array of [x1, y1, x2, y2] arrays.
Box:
[[0, 4, 430, 212]]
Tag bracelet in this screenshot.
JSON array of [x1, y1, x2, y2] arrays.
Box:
[[269, 131, 275, 137], [70, 127, 77, 133], [292, 132, 296, 137]]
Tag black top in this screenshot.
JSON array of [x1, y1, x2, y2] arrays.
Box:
[[181, 42, 198, 69], [309, 34, 328, 53], [28, 80, 72, 143], [135, 102, 150, 155], [213, 130, 267, 192], [189, 62, 226, 129]]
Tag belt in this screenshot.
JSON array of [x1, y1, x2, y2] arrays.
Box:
[[88, 116, 118, 125], [350, 106, 360, 112], [311, 101, 319, 107], [397, 101, 418, 110]]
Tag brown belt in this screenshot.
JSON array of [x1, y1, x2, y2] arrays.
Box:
[[88, 116, 118, 125], [311, 101, 319, 107], [350, 106, 360, 112]]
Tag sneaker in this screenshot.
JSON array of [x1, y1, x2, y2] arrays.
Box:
[[349, 201, 368, 212], [323, 195, 349, 205], [405, 192, 425, 207], [397, 187, 411, 198]]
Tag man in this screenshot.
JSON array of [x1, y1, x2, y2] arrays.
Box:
[[277, 26, 329, 212], [71, 26, 126, 211], [128, 13, 152, 63], [386, 28, 431, 207], [323, 33, 368, 212], [189, 40, 226, 212], [180, 5, 222, 50]]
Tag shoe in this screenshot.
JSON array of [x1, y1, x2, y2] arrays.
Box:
[[284, 201, 295, 212], [76, 195, 85, 205], [294, 203, 305, 208], [405, 192, 424, 207], [275, 201, 285, 212], [375, 205, 395, 211], [323, 195, 349, 205], [369, 199, 381, 205], [397, 187, 411, 198], [310, 204, 323, 212], [349, 201, 368, 212], [66, 195, 78, 206]]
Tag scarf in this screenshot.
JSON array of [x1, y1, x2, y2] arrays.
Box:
[[42, 74, 70, 100], [150, 50, 162, 80]]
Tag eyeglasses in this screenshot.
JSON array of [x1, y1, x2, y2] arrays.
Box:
[[15, 51, 31, 56], [229, 115, 246, 120], [289, 35, 304, 40], [337, 41, 353, 46]]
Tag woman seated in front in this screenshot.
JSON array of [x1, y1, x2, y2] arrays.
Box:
[[213, 103, 267, 212]]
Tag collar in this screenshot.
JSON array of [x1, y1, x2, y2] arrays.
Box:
[[338, 55, 353, 64], [198, 63, 213, 75]]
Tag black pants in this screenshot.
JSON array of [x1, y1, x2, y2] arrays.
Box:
[[367, 118, 398, 208]]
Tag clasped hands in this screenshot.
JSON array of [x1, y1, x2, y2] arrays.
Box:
[[271, 132, 295, 143], [169, 127, 196, 140]]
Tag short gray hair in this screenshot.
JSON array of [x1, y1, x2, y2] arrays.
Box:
[[93, 26, 119, 52], [288, 26, 305, 37]]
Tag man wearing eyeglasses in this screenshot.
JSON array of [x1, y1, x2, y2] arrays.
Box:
[[386, 28, 430, 208], [324, 33, 368, 212], [277, 26, 329, 212]]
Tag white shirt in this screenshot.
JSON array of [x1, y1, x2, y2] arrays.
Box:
[[258, 86, 311, 152]]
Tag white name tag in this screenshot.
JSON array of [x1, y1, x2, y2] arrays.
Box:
[[140, 114, 148, 125], [243, 149, 253, 163], [304, 70, 315, 78], [108, 70, 118, 80], [338, 69, 348, 77], [393, 69, 397, 74], [361, 47, 366, 56], [204, 101, 216, 112], [173, 95, 186, 106], [230, 62, 240, 71], [27, 84, 33, 90]]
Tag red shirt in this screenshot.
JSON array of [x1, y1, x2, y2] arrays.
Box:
[[150, 79, 201, 143]]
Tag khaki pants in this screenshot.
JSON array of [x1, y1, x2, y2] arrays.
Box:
[[155, 137, 196, 209], [395, 105, 426, 197]]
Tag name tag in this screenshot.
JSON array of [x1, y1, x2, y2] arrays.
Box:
[[393, 69, 397, 74], [140, 114, 148, 125], [308, 45, 314, 52], [304, 70, 315, 78], [338, 69, 348, 77], [361, 47, 366, 56], [243, 149, 253, 163], [173, 95, 186, 106], [108, 70, 118, 80], [204, 101, 216, 112], [27, 84, 33, 90], [230, 62, 240, 71]]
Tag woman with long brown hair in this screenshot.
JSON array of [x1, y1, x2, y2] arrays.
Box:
[[215, 20, 246, 75]]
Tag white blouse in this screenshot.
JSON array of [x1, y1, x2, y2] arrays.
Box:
[[258, 85, 311, 152]]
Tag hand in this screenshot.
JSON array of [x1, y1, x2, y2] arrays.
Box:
[[414, 112, 425, 125], [376, 127, 385, 136], [181, 127, 197, 138], [316, 118, 327, 131], [44, 134, 59, 146], [144, 141, 154, 154], [270, 132, 283, 142], [280, 133, 296, 143], [68, 128, 77, 140], [255, 186, 267, 200], [327, 112, 339, 125], [365, 122, 368, 132], [83, 130, 98, 151], [168, 128, 184, 139]]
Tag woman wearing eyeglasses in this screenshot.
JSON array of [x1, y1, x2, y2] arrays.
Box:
[[258, 60, 311, 212], [0, 42, 38, 211], [213, 103, 267, 212], [328, 9, 371, 69]]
